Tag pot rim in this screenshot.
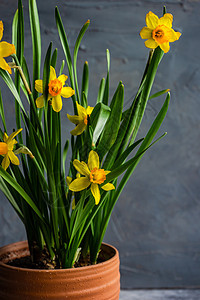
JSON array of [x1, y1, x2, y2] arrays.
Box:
[[0, 240, 119, 273]]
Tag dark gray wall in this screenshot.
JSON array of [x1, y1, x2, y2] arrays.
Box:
[[1, 0, 200, 289]]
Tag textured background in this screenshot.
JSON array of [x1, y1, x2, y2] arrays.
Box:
[[0, 0, 200, 289]]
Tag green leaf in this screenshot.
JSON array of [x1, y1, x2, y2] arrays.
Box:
[[51, 48, 58, 68], [97, 78, 105, 103], [97, 83, 124, 159], [149, 89, 170, 100], [55, 7, 75, 94], [74, 20, 90, 103], [102, 49, 110, 105], [0, 167, 44, 222], [0, 89, 7, 132], [81, 61, 89, 106], [29, 0, 41, 99], [90, 102, 111, 145], [0, 69, 26, 115], [62, 139, 69, 178]]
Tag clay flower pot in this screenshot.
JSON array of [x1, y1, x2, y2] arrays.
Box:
[[0, 240, 120, 300]]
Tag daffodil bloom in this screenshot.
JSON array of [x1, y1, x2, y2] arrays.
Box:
[[140, 11, 181, 53], [0, 21, 16, 74], [0, 128, 22, 170], [69, 150, 115, 205], [67, 102, 94, 135], [35, 66, 75, 112]]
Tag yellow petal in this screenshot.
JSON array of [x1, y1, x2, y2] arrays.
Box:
[[2, 154, 10, 170], [146, 11, 159, 29], [0, 57, 12, 74], [73, 159, 90, 176], [88, 150, 99, 171], [167, 28, 181, 42], [0, 41, 16, 57], [58, 74, 68, 86], [91, 183, 100, 205], [70, 122, 86, 135], [61, 86, 75, 98], [67, 114, 82, 124], [101, 183, 115, 191], [69, 177, 90, 192], [3, 132, 8, 142], [0, 142, 8, 155], [159, 13, 173, 28], [52, 95, 62, 112], [145, 38, 158, 49], [105, 170, 111, 175], [0, 21, 3, 41], [159, 42, 170, 53], [50, 66, 56, 81], [140, 27, 152, 40], [7, 128, 23, 144], [36, 95, 45, 109], [66, 176, 72, 185], [77, 103, 87, 118], [175, 31, 181, 40], [8, 151, 19, 165], [86, 106, 94, 115], [35, 79, 43, 93]]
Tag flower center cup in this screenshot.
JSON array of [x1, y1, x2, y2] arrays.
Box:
[[90, 167, 106, 184], [48, 79, 62, 96], [152, 25, 168, 44], [84, 115, 88, 125], [0, 142, 8, 155]]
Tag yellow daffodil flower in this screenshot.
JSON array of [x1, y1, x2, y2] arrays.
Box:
[[140, 11, 181, 53], [67, 102, 94, 135], [0, 21, 16, 74], [0, 128, 22, 170], [69, 150, 115, 205], [35, 66, 75, 112]]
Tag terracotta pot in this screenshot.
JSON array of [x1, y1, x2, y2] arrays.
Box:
[[0, 240, 120, 300]]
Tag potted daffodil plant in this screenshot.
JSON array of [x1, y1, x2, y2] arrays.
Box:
[[0, 0, 181, 299]]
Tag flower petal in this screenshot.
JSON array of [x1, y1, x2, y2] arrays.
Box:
[[66, 176, 72, 186], [36, 95, 45, 109], [86, 106, 94, 115], [101, 183, 115, 191], [140, 27, 152, 40], [77, 103, 87, 119], [3, 132, 8, 142], [91, 183, 101, 205], [159, 42, 170, 53], [67, 114, 82, 124], [50, 66, 56, 81], [52, 95, 62, 112], [61, 86, 75, 98], [35, 79, 43, 93], [58, 74, 68, 86], [105, 170, 111, 175], [70, 122, 86, 136], [0, 21, 3, 41], [69, 177, 90, 192], [73, 159, 90, 176], [0, 41, 16, 58], [2, 154, 10, 170], [8, 151, 19, 165], [88, 150, 99, 171], [0, 57, 12, 74], [146, 11, 159, 29], [159, 13, 173, 28], [145, 38, 158, 49], [167, 28, 181, 42], [7, 128, 23, 144]]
